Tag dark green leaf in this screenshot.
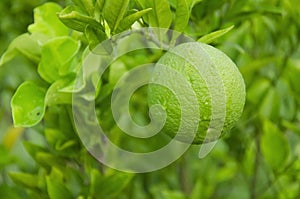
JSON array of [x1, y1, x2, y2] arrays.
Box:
[[58, 5, 103, 32], [85, 25, 107, 50]]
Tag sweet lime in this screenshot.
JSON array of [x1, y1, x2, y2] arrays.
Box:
[[148, 42, 246, 144]]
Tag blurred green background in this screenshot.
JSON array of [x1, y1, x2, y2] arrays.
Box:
[[1, 0, 300, 199]]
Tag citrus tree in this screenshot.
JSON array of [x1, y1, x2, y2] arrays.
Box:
[[0, 0, 300, 198]]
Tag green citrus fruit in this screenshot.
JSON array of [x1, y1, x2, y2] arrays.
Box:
[[148, 42, 246, 144]]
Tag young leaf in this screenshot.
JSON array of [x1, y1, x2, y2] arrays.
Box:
[[103, 0, 130, 34], [261, 120, 290, 170], [198, 25, 235, 44], [38, 37, 80, 83], [137, 0, 172, 29], [28, 3, 69, 38], [0, 34, 40, 66], [58, 5, 104, 32], [116, 8, 152, 33], [11, 81, 46, 127], [174, 0, 190, 32]]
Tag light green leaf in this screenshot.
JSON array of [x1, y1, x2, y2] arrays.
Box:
[[46, 168, 73, 199], [45, 76, 75, 106], [103, 0, 130, 33], [261, 120, 290, 170], [0, 34, 41, 66], [11, 81, 46, 127], [58, 5, 104, 32], [38, 37, 80, 83], [28, 3, 69, 38], [174, 0, 190, 32], [116, 8, 152, 33], [198, 25, 235, 44], [137, 0, 172, 29]]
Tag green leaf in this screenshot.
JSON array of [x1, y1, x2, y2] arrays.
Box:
[[276, 79, 296, 120], [36, 152, 65, 169], [9, 173, 42, 189], [46, 168, 73, 199], [162, 190, 186, 199], [11, 81, 46, 127], [247, 78, 271, 105], [58, 5, 104, 32], [0, 34, 40, 66], [38, 37, 80, 83], [198, 25, 235, 44], [261, 120, 290, 170], [23, 141, 47, 160], [0, 185, 21, 199], [174, 0, 190, 32], [240, 56, 280, 75], [259, 88, 280, 121], [103, 0, 130, 33], [72, 0, 95, 16], [282, 120, 300, 136], [116, 8, 152, 33], [188, 0, 203, 9], [137, 0, 172, 29], [45, 75, 75, 106], [91, 171, 133, 199], [28, 3, 69, 38], [45, 129, 77, 152], [85, 25, 107, 50]]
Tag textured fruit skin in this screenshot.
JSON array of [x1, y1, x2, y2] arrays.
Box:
[[148, 42, 246, 144]]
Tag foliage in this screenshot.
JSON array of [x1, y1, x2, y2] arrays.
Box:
[[0, 0, 300, 198]]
